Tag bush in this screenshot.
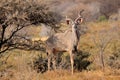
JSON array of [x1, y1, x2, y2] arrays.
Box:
[[32, 50, 91, 73], [32, 55, 48, 73], [74, 51, 91, 71], [108, 52, 120, 69]]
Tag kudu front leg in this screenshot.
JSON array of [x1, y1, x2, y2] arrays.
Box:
[[70, 51, 74, 75], [47, 53, 51, 71]]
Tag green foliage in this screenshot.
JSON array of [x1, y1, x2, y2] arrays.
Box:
[[74, 51, 91, 71], [98, 15, 107, 22]]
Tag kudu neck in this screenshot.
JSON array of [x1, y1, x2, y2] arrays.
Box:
[[72, 24, 80, 43]]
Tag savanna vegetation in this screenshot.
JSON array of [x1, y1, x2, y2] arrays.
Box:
[[0, 0, 120, 80]]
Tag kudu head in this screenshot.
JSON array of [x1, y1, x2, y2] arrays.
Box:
[[66, 10, 84, 26], [66, 10, 84, 38]]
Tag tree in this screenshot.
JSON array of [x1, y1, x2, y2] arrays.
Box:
[[99, 0, 120, 19], [0, 0, 62, 56], [92, 27, 118, 70]]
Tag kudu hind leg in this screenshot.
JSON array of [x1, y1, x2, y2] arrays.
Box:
[[52, 55, 57, 70]]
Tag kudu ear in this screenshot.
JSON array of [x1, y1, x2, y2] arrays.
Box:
[[75, 10, 84, 24], [65, 16, 73, 25]]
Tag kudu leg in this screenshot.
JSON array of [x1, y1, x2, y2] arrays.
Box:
[[47, 53, 51, 71], [52, 55, 57, 70], [70, 51, 74, 74]]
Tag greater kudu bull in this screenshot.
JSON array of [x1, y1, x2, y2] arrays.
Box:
[[45, 10, 84, 74]]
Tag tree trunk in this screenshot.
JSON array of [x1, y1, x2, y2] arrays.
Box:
[[100, 50, 105, 71]]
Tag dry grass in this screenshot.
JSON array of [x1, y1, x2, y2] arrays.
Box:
[[42, 70, 120, 80], [0, 50, 119, 80], [0, 50, 43, 80], [1, 69, 120, 80]]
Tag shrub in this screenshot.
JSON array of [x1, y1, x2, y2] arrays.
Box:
[[32, 55, 48, 73], [74, 51, 91, 71], [32, 50, 91, 73], [108, 52, 120, 69]]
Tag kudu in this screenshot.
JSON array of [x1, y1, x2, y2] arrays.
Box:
[[45, 10, 84, 74]]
